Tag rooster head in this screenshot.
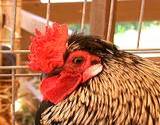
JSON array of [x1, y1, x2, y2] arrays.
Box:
[[28, 23, 116, 104]]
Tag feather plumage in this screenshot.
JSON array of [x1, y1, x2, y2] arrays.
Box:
[[35, 34, 160, 125]]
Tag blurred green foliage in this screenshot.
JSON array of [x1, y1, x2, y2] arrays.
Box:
[[68, 21, 160, 34], [115, 21, 160, 33], [69, 24, 90, 34]]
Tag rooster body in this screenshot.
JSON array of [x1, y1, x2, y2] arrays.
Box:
[[29, 24, 160, 125], [35, 35, 160, 125]]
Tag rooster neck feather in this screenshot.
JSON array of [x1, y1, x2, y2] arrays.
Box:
[[40, 50, 160, 125], [64, 35, 118, 61]]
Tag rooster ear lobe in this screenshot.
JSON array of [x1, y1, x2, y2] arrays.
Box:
[[82, 64, 103, 82]]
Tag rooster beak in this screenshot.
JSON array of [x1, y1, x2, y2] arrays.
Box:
[[41, 67, 63, 80], [51, 67, 63, 76]]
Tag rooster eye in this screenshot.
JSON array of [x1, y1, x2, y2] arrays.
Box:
[[73, 57, 84, 64]]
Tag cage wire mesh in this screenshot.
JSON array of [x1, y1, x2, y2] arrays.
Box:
[[0, 79, 19, 125], [0, 0, 160, 125]]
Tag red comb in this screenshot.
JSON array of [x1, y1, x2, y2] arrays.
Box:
[[28, 23, 68, 73]]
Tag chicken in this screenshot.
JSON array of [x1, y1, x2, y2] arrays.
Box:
[[28, 23, 160, 125]]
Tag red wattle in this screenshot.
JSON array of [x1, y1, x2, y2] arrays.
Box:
[[40, 73, 82, 104]]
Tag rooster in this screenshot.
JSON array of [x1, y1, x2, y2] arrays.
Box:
[[28, 23, 160, 125]]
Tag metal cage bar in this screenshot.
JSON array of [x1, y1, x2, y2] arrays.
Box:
[[107, 0, 116, 41], [0, 49, 159, 71], [0, 50, 30, 53], [10, 0, 17, 124], [46, 0, 51, 26], [137, 0, 146, 48], [80, 0, 87, 32], [0, 48, 160, 53], [0, 73, 40, 77]]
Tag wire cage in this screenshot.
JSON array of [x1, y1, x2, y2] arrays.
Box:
[[0, 0, 160, 125], [0, 79, 19, 125]]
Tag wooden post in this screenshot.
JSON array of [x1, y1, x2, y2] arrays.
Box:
[[0, 0, 2, 66], [90, 0, 117, 42], [14, 0, 22, 72], [0, 49, 1, 67], [0, 0, 21, 71]]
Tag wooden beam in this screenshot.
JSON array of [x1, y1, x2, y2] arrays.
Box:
[[21, 10, 73, 35], [22, 1, 91, 24], [0, 0, 2, 41], [117, 0, 160, 22], [21, 10, 53, 34], [0, 45, 2, 67], [90, 0, 110, 38], [21, 0, 160, 24], [90, 0, 117, 41], [0, 0, 4, 42], [20, 10, 74, 61], [0, 0, 3, 66]]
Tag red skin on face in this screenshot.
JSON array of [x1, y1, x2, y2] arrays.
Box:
[[40, 50, 103, 104], [28, 23, 103, 104]]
